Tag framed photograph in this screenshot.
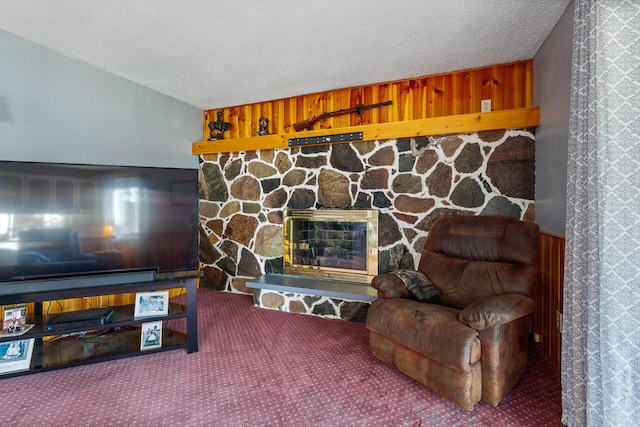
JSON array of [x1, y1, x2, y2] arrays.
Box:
[[134, 290, 169, 319], [140, 321, 162, 351], [0, 338, 34, 375], [2, 304, 26, 334], [1, 304, 34, 338]]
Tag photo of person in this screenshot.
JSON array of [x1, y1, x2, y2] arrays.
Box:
[[2, 305, 26, 334], [138, 295, 165, 313], [140, 321, 163, 350], [0, 338, 34, 375], [0, 341, 25, 360]]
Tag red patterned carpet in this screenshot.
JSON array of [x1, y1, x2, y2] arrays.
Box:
[[2, 289, 562, 426]]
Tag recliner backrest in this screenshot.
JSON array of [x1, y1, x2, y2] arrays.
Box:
[[418, 215, 539, 309]]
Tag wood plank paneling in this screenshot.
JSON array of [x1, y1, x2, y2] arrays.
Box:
[[492, 66, 505, 111], [535, 232, 565, 370], [201, 60, 533, 141]]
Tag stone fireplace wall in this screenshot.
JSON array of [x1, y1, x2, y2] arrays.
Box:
[[198, 129, 535, 294]]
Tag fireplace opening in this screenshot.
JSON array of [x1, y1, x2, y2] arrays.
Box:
[[283, 209, 378, 284]]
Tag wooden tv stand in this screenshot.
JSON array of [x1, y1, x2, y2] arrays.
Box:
[[0, 270, 198, 378]]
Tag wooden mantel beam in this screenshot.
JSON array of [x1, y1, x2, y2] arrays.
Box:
[[192, 107, 539, 155]]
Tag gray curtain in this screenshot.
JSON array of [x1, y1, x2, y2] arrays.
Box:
[[562, 1, 640, 426]]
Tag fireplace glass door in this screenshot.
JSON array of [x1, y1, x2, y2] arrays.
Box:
[[283, 209, 378, 283]]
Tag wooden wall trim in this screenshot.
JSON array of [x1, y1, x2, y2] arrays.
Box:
[[535, 231, 565, 370], [192, 107, 539, 155], [193, 60, 535, 154]]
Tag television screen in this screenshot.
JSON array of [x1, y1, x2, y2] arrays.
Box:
[[0, 161, 199, 282]]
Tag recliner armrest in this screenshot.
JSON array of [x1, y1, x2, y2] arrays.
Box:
[[458, 294, 535, 331], [371, 273, 412, 299]]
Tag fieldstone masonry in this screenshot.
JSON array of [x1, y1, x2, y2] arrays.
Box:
[[198, 129, 535, 320]]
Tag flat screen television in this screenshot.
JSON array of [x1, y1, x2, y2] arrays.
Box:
[[0, 161, 199, 283]]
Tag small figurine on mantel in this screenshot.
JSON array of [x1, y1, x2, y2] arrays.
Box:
[[208, 111, 231, 140], [256, 116, 270, 136]]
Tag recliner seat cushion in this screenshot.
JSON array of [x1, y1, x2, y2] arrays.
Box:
[[366, 298, 481, 372]]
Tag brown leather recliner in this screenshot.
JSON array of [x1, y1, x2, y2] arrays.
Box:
[[365, 215, 539, 411]]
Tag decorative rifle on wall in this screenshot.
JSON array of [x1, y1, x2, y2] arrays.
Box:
[[292, 100, 393, 132]]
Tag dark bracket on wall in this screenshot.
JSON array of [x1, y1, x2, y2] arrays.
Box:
[[288, 132, 363, 147]]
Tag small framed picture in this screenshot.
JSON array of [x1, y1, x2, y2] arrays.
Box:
[[140, 321, 163, 351], [2, 304, 26, 334], [0, 338, 35, 375], [134, 291, 169, 319]]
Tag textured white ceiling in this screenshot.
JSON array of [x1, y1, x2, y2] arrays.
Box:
[[0, 0, 571, 110]]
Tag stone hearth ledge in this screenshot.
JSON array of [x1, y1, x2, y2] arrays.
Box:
[[247, 274, 377, 322], [247, 274, 377, 302]]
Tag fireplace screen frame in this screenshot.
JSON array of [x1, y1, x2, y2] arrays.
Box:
[[283, 209, 378, 284]]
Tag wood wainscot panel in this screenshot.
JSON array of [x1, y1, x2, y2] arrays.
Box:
[[535, 231, 565, 370]]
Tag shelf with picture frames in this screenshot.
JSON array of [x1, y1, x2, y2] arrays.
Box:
[[0, 271, 199, 378]]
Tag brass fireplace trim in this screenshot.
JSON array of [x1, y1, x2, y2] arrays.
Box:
[[283, 209, 378, 284]]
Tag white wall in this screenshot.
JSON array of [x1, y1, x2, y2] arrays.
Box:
[[0, 30, 202, 169], [533, 1, 574, 236]]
